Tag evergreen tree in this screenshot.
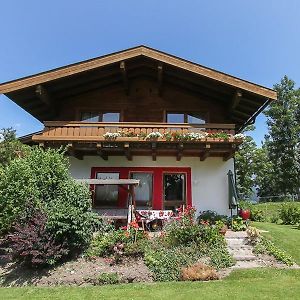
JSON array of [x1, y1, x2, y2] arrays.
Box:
[[264, 76, 300, 199]]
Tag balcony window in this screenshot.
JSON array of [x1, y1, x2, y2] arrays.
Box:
[[102, 112, 120, 122], [80, 112, 99, 122], [166, 112, 206, 124], [187, 113, 206, 124], [167, 113, 185, 123], [80, 112, 120, 122]]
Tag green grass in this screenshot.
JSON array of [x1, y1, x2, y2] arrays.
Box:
[[0, 269, 300, 300], [253, 222, 300, 264], [253, 202, 300, 221]]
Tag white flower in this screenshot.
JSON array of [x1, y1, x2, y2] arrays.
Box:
[[103, 132, 121, 140], [233, 133, 245, 140], [145, 132, 164, 140], [186, 132, 208, 140]]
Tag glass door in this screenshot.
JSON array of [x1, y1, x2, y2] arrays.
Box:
[[163, 173, 186, 210], [130, 172, 153, 209]]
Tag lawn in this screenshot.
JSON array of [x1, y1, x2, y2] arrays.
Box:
[[0, 269, 299, 300], [253, 222, 300, 264]]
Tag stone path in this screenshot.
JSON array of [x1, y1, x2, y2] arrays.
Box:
[[225, 230, 287, 269]]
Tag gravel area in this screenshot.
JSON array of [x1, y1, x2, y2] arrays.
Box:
[[0, 256, 153, 286]]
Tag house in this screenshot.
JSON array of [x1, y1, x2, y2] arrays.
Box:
[[0, 46, 277, 218]]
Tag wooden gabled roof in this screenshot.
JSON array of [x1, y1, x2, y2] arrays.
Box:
[[0, 45, 276, 99], [0, 45, 277, 130]]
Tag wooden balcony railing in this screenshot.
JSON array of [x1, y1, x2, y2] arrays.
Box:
[[32, 121, 237, 143]]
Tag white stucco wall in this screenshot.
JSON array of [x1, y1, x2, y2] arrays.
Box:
[[69, 156, 234, 216]]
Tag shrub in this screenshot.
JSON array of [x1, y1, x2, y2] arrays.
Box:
[[279, 203, 300, 225], [197, 210, 229, 225], [144, 244, 202, 282], [254, 237, 294, 266], [250, 207, 266, 222], [180, 262, 219, 281], [0, 147, 97, 265], [86, 224, 148, 259], [98, 272, 120, 285], [270, 213, 280, 224], [0, 208, 68, 267], [208, 241, 235, 269], [230, 216, 247, 231]]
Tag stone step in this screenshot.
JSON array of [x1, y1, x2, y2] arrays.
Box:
[[231, 261, 263, 269], [233, 255, 257, 261], [227, 245, 253, 251]]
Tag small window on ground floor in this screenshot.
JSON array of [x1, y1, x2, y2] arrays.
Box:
[[94, 172, 119, 208], [163, 173, 186, 210]]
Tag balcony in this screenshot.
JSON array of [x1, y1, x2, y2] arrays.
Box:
[[32, 121, 242, 161]]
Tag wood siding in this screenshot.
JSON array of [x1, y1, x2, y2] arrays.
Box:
[[57, 77, 227, 123]]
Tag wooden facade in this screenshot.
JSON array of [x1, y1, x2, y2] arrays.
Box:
[[0, 46, 277, 161]]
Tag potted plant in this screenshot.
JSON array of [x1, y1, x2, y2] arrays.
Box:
[[238, 200, 252, 220]]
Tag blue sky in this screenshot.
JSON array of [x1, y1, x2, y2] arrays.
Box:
[[1, 0, 300, 145]]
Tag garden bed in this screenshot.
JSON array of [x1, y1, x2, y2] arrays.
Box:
[[0, 256, 152, 286]]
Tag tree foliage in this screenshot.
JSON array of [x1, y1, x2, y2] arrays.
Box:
[[0, 146, 98, 266], [235, 125, 257, 198], [0, 127, 29, 168], [263, 76, 300, 197], [236, 76, 300, 200]]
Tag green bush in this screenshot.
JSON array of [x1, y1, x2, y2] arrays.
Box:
[[230, 216, 247, 231], [254, 236, 294, 266], [197, 210, 229, 225], [86, 226, 147, 258], [0, 147, 97, 264], [144, 244, 201, 282], [98, 272, 120, 285], [279, 203, 300, 225], [250, 207, 266, 222], [208, 243, 235, 269]]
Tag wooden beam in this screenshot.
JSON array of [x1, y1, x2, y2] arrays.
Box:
[[67, 143, 83, 160], [176, 143, 183, 161], [200, 143, 211, 161], [157, 63, 163, 96], [96, 143, 108, 160], [124, 143, 132, 161], [35, 84, 51, 106], [151, 142, 157, 161], [223, 144, 237, 161], [230, 90, 242, 111], [120, 61, 129, 95]]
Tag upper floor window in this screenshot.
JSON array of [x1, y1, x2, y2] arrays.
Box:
[[80, 112, 120, 122], [166, 112, 206, 124]]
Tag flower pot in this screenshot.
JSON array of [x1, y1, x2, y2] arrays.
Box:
[[239, 209, 251, 220]]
